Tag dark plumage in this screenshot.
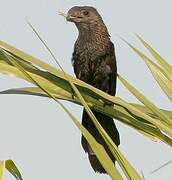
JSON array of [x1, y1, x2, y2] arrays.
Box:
[[67, 6, 120, 173]]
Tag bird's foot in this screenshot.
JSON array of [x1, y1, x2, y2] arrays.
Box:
[[71, 87, 75, 99], [102, 100, 114, 107]]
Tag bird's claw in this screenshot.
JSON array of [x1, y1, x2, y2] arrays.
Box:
[[103, 101, 114, 107], [71, 87, 75, 99]]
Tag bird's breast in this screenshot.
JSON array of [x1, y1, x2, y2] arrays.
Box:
[[72, 38, 111, 82]]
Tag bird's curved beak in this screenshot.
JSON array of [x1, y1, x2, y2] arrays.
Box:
[[58, 12, 72, 21], [58, 11, 81, 23], [58, 12, 69, 20], [66, 14, 75, 22]]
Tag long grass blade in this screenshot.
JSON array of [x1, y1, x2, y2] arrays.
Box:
[[144, 61, 172, 102], [58, 101, 123, 179], [151, 160, 172, 174], [132, 104, 172, 119], [136, 34, 172, 81]]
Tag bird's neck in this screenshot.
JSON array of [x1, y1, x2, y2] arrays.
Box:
[[76, 22, 110, 45]]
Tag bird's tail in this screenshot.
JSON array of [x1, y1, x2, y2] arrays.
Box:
[[81, 109, 120, 173]]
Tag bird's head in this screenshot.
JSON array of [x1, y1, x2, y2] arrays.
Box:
[[66, 6, 103, 25], [59, 6, 109, 38]]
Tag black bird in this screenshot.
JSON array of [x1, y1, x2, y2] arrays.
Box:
[[66, 6, 120, 173]]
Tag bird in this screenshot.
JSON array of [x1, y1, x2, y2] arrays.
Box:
[[66, 6, 120, 174]]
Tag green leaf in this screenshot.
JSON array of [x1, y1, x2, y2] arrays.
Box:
[[1, 49, 123, 180], [145, 60, 172, 102], [136, 34, 172, 82], [130, 35, 172, 102], [132, 103, 172, 119], [0, 41, 58, 76], [5, 160, 23, 180], [58, 101, 123, 180], [1, 48, 172, 146], [0, 160, 22, 180], [0, 42, 102, 102], [0, 61, 73, 100], [118, 40, 172, 127], [2, 86, 172, 146], [118, 75, 172, 134]]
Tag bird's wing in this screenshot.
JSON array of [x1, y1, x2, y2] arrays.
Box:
[[91, 43, 117, 96]]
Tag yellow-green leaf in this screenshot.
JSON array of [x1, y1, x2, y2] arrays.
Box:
[[145, 60, 172, 102], [2, 49, 123, 180], [136, 34, 172, 81], [1, 50, 172, 146], [118, 75, 172, 130], [58, 102, 123, 180], [0, 161, 5, 180], [5, 160, 23, 180]]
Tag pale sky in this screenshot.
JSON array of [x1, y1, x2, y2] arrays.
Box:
[[0, 0, 172, 180]]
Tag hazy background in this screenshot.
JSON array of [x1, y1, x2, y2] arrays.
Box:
[[0, 0, 172, 179]]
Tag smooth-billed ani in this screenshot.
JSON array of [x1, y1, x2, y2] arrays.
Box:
[[66, 6, 120, 173]]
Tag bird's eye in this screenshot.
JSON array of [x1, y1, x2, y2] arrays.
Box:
[[83, 10, 89, 16]]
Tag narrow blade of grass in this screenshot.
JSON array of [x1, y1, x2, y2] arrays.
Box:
[[145, 60, 172, 102], [132, 103, 172, 119], [151, 160, 172, 174], [141, 172, 146, 180], [0, 161, 5, 180], [58, 101, 123, 179]]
